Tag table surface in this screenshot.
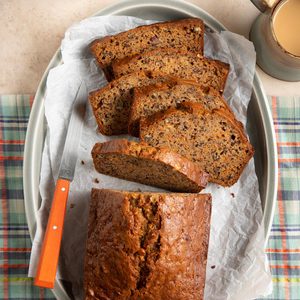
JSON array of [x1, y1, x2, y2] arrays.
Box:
[[0, 2, 299, 299], [0, 0, 300, 95]]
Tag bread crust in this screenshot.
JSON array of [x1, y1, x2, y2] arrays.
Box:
[[84, 189, 212, 300]]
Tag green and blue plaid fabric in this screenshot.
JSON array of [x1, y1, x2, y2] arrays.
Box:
[[0, 95, 55, 299], [257, 96, 300, 300], [0, 94, 299, 299]]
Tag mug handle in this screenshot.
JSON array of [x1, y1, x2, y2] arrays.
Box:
[[250, 0, 272, 12]]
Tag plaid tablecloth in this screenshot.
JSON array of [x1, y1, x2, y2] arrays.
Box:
[[0, 94, 299, 300]]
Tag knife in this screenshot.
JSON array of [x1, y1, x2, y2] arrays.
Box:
[[34, 82, 87, 289]]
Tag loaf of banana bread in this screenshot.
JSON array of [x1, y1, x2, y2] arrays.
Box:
[[84, 189, 212, 300]]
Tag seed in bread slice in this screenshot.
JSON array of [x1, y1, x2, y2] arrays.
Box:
[[90, 18, 204, 73], [91, 139, 209, 192], [89, 71, 173, 136], [129, 80, 233, 136], [140, 102, 254, 186], [112, 48, 229, 94]]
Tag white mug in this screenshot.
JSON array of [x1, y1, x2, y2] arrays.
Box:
[[250, 0, 300, 81]]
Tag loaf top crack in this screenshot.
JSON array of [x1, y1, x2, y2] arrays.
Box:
[[84, 189, 211, 300]]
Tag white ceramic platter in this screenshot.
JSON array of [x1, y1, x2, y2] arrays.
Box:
[[23, 0, 278, 299]]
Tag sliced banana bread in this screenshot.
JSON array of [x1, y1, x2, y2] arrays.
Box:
[[129, 80, 233, 136], [91, 139, 209, 192], [112, 48, 230, 94], [84, 188, 212, 300], [89, 71, 172, 135], [90, 18, 204, 70], [140, 102, 254, 186]]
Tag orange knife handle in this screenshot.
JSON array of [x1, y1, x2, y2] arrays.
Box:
[[34, 178, 70, 289]]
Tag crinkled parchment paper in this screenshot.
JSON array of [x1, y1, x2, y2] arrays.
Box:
[[29, 16, 272, 300]]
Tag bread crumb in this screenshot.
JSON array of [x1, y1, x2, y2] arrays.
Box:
[[94, 178, 100, 184]]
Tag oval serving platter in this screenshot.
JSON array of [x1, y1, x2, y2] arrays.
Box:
[[23, 0, 278, 299]]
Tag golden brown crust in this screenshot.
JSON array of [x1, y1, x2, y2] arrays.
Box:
[[91, 139, 209, 192], [84, 189, 212, 300]]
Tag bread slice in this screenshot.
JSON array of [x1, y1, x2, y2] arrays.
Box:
[[90, 18, 204, 72], [129, 79, 233, 136], [140, 102, 254, 186], [89, 71, 173, 135], [91, 139, 209, 192], [84, 188, 211, 300], [112, 48, 230, 94]]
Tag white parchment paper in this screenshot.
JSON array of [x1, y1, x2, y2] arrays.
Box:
[[29, 16, 272, 300]]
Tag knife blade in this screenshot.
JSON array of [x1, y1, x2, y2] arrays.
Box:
[[34, 82, 87, 289], [58, 83, 87, 181]]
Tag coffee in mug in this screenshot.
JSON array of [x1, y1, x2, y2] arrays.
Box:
[[272, 0, 300, 56], [250, 0, 300, 81]]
